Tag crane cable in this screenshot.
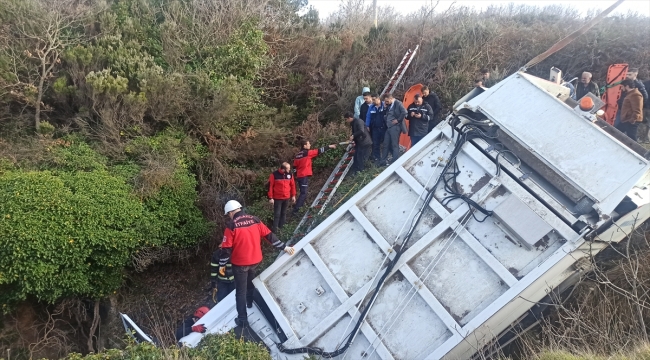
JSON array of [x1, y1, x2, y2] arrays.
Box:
[[523, 0, 625, 70]]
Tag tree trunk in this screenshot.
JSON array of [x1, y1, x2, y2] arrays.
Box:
[[35, 60, 46, 130], [87, 301, 100, 353]]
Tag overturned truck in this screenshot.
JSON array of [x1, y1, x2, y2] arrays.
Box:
[[180, 71, 650, 359]]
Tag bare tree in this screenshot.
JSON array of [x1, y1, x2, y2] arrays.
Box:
[[0, 0, 93, 130]]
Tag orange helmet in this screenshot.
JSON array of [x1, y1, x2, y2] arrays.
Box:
[[194, 306, 210, 318]]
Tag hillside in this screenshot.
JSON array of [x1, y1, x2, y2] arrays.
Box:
[[0, 0, 649, 358]]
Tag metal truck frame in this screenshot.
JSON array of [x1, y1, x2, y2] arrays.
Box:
[[179, 71, 650, 360]]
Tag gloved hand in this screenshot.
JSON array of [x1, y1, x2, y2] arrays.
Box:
[[219, 267, 226, 276], [284, 246, 295, 256], [192, 324, 206, 333]]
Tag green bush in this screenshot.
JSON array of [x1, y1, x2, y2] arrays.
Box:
[[63, 333, 271, 360], [0, 169, 142, 306], [0, 140, 209, 309]]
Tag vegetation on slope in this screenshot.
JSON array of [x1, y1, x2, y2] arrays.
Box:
[[0, 0, 648, 358]]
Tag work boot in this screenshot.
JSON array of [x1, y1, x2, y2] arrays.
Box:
[[247, 300, 253, 309], [235, 318, 249, 328]]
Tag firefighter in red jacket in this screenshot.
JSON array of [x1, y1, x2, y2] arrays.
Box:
[[268, 162, 296, 233], [292, 140, 337, 215], [219, 200, 295, 327]]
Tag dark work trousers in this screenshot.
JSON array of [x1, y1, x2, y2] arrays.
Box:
[[216, 280, 236, 303], [381, 126, 401, 165], [427, 118, 438, 133], [371, 127, 386, 160], [616, 121, 639, 141], [233, 263, 258, 321], [410, 135, 424, 146], [293, 177, 309, 213], [272, 199, 289, 233], [352, 144, 371, 173]]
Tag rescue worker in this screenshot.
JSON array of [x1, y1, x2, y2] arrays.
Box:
[[219, 200, 295, 327], [175, 306, 208, 341], [421, 86, 442, 133], [365, 94, 386, 162], [210, 248, 235, 303], [268, 162, 296, 233], [354, 87, 371, 120], [576, 71, 599, 99], [615, 79, 644, 141], [344, 112, 372, 175], [379, 93, 407, 166], [292, 140, 337, 215], [406, 94, 434, 146]]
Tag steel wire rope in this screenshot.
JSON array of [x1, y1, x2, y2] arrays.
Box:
[[333, 139, 454, 351], [357, 209, 475, 360]]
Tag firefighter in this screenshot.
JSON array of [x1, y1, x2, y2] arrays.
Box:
[[175, 306, 208, 341], [292, 140, 337, 215], [268, 162, 296, 233], [219, 200, 295, 327], [210, 247, 235, 303]]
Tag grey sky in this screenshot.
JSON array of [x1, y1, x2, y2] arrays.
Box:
[[308, 0, 650, 18]]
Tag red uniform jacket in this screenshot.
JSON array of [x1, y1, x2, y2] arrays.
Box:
[[219, 211, 285, 266], [268, 168, 296, 200], [293, 147, 330, 178]]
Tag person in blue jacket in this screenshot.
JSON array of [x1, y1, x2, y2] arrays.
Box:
[[365, 94, 386, 162]]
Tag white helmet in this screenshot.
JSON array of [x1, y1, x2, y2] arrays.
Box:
[[224, 200, 242, 215]]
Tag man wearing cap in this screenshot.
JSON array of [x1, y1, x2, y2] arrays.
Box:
[[615, 79, 644, 141], [175, 306, 209, 341], [354, 87, 371, 120], [219, 200, 295, 327]]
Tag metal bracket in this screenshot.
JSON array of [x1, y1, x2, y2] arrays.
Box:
[[315, 286, 325, 297]]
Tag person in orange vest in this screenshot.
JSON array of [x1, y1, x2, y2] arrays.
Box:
[[292, 140, 337, 215], [268, 162, 296, 233], [219, 200, 295, 327]]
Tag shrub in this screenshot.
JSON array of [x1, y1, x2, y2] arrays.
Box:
[[63, 333, 271, 360], [0, 140, 209, 309], [0, 169, 142, 307]]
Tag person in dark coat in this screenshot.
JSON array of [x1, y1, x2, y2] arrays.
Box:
[[575, 71, 599, 99], [406, 94, 434, 146], [626, 68, 648, 105], [175, 307, 209, 341], [379, 93, 407, 166], [345, 112, 372, 175], [421, 86, 442, 133], [365, 95, 386, 161]]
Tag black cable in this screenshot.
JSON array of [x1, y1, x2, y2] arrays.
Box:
[[277, 120, 495, 357]]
